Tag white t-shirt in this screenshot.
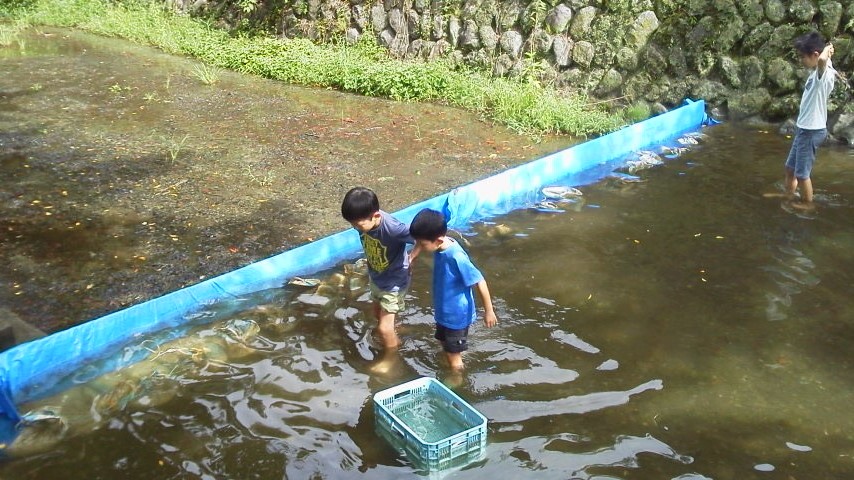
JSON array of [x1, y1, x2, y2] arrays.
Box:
[[796, 59, 836, 130]]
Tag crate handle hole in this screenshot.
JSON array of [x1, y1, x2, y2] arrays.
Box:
[[393, 390, 412, 400]]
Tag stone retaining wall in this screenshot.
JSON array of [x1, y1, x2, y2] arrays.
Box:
[[182, 0, 854, 143]]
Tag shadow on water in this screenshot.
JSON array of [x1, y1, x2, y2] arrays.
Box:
[[0, 27, 566, 332]]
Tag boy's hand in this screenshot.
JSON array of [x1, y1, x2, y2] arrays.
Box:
[[409, 244, 422, 262], [475, 280, 497, 327], [825, 43, 834, 58], [483, 311, 497, 328]]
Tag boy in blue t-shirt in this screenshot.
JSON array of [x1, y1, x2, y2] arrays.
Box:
[[409, 209, 497, 370], [341, 187, 420, 351]]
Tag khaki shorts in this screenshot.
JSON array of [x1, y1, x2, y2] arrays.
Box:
[[369, 283, 407, 313]]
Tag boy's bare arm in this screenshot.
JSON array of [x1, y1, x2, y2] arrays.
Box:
[[408, 243, 422, 264], [818, 43, 834, 76], [475, 280, 497, 327]]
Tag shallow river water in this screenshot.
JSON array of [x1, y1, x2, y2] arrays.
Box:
[[2, 123, 853, 479], [0, 27, 564, 332]]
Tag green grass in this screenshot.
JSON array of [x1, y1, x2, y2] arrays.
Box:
[[1, 0, 630, 137], [191, 63, 220, 85], [0, 20, 28, 46], [624, 100, 652, 123]]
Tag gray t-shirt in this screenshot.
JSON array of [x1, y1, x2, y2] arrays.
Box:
[[797, 59, 836, 130], [361, 210, 414, 291]]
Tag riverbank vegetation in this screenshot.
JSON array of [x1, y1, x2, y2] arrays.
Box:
[[1, 0, 636, 137]]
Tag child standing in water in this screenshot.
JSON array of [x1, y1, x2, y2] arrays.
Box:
[[768, 32, 836, 210], [409, 208, 497, 371], [341, 187, 419, 362]]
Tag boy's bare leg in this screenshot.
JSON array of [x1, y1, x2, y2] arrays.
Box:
[[763, 168, 799, 199], [791, 177, 815, 210], [445, 352, 464, 371], [369, 305, 401, 374], [443, 367, 464, 389], [801, 177, 813, 203], [784, 167, 799, 199], [370, 344, 400, 374], [374, 304, 400, 348]]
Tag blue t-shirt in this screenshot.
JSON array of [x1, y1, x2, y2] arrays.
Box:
[[433, 239, 484, 329], [361, 210, 414, 291]]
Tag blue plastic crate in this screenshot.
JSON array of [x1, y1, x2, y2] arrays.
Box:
[[373, 377, 487, 470]]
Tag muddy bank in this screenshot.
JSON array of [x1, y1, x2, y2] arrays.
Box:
[[0, 28, 570, 333]]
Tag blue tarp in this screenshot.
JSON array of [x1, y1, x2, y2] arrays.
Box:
[[0, 99, 712, 436]]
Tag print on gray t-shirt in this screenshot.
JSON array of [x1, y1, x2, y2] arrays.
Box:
[[360, 210, 413, 291]]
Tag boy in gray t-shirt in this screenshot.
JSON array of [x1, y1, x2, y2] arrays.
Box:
[[341, 187, 419, 355], [767, 31, 836, 211]]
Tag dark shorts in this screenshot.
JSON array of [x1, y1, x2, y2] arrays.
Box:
[[435, 325, 469, 354], [785, 127, 827, 179]]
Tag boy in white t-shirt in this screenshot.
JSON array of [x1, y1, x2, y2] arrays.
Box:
[[769, 31, 836, 210]]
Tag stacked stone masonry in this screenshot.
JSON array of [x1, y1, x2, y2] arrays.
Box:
[[191, 0, 854, 143]]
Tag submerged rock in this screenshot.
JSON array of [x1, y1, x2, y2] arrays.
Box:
[[3, 410, 68, 458], [542, 186, 583, 199], [621, 150, 663, 173]]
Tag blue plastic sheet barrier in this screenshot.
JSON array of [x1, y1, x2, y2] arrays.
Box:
[[445, 99, 713, 226], [0, 99, 711, 435]]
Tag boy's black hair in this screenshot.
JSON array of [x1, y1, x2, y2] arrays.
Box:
[[409, 209, 447, 241], [341, 187, 380, 222], [794, 31, 825, 55]]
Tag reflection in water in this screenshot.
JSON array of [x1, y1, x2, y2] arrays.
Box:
[[477, 379, 663, 422], [492, 434, 693, 480], [763, 245, 820, 321], [467, 340, 580, 391]]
